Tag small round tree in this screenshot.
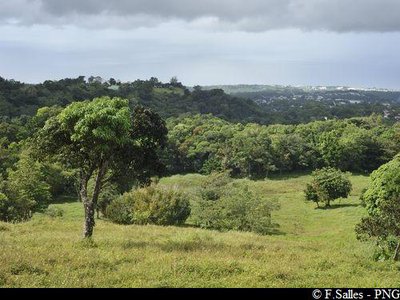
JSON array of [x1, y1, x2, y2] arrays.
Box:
[[355, 155, 400, 260], [305, 167, 352, 208], [34, 97, 167, 238]]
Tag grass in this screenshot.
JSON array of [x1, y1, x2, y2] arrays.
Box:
[[0, 173, 399, 287]]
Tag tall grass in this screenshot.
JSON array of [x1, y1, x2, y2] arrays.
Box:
[[0, 174, 398, 287]]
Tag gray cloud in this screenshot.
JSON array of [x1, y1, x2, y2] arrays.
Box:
[[0, 0, 400, 32]]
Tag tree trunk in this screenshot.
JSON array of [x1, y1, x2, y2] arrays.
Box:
[[80, 175, 94, 238], [81, 161, 108, 238], [92, 161, 108, 216], [83, 200, 95, 238], [393, 241, 400, 261]]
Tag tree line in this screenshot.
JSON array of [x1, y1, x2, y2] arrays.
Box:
[[163, 114, 400, 177], [2, 76, 400, 126]]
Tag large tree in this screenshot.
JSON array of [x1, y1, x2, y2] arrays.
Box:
[[356, 155, 400, 260], [34, 96, 167, 238]]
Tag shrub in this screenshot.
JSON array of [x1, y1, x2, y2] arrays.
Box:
[[0, 192, 35, 222], [105, 196, 133, 225], [44, 206, 64, 218], [106, 185, 191, 226], [199, 171, 232, 201], [192, 183, 280, 235], [305, 167, 352, 207]]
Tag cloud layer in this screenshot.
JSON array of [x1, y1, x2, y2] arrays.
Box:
[[1, 0, 400, 32]]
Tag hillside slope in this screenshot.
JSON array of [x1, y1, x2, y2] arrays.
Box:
[[0, 77, 268, 124], [0, 173, 397, 287]]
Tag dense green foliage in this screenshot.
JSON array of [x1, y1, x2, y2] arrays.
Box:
[[0, 75, 399, 244], [0, 149, 51, 222], [0, 76, 267, 124], [356, 156, 400, 260], [358, 155, 400, 215], [1, 73, 400, 288], [33, 96, 167, 237], [164, 114, 399, 177], [0, 95, 398, 227], [305, 168, 352, 207], [3, 76, 400, 127], [191, 173, 280, 234], [107, 185, 191, 226]]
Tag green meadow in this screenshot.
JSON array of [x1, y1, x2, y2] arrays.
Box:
[[0, 173, 398, 287]]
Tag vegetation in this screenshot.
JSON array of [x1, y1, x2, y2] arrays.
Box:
[[107, 185, 191, 226], [305, 168, 352, 208], [205, 84, 400, 124], [0, 74, 399, 286], [1, 173, 398, 287], [0, 76, 267, 124], [192, 178, 279, 235], [34, 97, 167, 237], [356, 155, 400, 260], [0, 149, 51, 222], [2, 76, 400, 127], [164, 114, 399, 176]]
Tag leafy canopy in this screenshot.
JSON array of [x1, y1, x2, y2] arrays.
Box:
[[356, 155, 400, 260], [305, 167, 352, 207], [35, 96, 167, 180]]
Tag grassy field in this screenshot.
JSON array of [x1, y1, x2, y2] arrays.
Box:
[[0, 173, 399, 287]]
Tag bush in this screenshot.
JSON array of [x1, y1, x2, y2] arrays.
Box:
[[192, 182, 280, 235], [44, 206, 64, 218], [200, 171, 232, 201], [0, 192, 35, 222], [106, 185, 190, 226], [105, 195, 133, 224], [305, 167, 352, 207]]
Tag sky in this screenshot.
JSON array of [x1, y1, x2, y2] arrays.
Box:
[[1, 0, 400, 89]]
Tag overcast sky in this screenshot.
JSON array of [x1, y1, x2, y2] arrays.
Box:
[[1, 0, 400, 88]]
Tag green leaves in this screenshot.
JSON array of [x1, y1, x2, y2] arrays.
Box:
[[305, 167, 352, 207], [59, 97, 131, 148], [356, 155, 400, 260], [106, 184, 191, 226], [360, 155, 400, 216], [35, 97, 167, 182], [0, 149, 51, 222]]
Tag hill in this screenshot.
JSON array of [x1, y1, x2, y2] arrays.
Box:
[[2, 76, 400, 126], [203, 84, 400, 124], [0, 173, 397, 287], [0, 76, 268, 124]]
